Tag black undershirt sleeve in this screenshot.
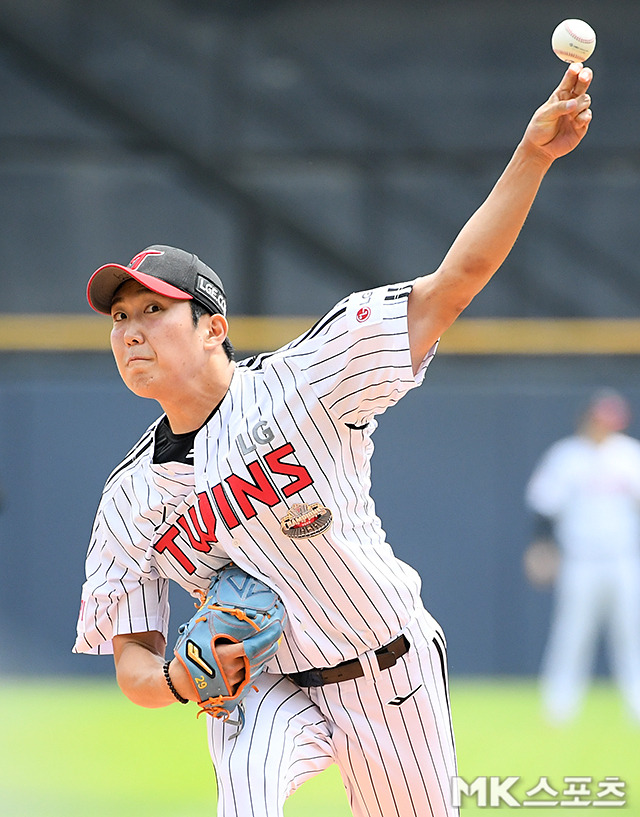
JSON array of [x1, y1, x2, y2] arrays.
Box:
[[532, 512, 555, 541]]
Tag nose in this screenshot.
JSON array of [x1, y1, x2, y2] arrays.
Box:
[[122, 321, 143, 346]]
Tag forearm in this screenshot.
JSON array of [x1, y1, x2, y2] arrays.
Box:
[[113, 632, 193, 708], [435, 61, 593, 306], [408, 64, 592, 369], [436, 142, 552, 309], [408, 143, 553, 367]]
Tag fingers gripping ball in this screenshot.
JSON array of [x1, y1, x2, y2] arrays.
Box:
[[174, 564, 287, 728]]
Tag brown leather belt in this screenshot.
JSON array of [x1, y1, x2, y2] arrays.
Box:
[[288, 634, 410, 687]]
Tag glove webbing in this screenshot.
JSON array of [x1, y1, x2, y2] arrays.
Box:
[[192, 593, 270, 631], [206, 605, 263, 630]]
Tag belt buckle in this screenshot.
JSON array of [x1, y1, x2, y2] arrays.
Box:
[[291, 635, 410, 688], [303, 669, 326, 687], [376, 634, 409, 670]]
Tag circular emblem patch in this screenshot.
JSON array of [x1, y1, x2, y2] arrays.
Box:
[[280, 502, 333, 539]]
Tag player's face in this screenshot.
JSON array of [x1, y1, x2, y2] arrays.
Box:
[[109, 280, 206, 402]]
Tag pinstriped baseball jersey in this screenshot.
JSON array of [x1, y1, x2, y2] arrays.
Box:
[[74, 282, 438, 672]]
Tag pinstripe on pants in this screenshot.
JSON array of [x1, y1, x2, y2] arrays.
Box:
[[208, 609, 458, 817]]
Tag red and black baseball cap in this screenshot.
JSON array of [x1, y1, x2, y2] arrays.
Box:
[[87, 245, 227, 317]]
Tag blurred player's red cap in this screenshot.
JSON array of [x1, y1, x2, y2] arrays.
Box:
[[87, 245, 227, 317]]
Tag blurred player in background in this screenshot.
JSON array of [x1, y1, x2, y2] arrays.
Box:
[[525, 389, 640, 725]]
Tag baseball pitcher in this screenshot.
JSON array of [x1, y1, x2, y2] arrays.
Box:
[[74, 64, 593, 817]]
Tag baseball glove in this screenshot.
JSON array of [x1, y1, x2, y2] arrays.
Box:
[[174, 563, 287, 729]]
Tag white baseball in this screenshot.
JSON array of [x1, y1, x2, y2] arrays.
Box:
[[551, 19, 596, 63]]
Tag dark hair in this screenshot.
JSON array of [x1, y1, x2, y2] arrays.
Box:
[[190, 300, 234, 361]]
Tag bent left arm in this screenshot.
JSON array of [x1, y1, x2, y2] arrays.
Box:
[[408, 63, 593, 372], [112, 630, 246, 708]]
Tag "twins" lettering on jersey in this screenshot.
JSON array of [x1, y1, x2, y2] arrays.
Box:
[[154, 442, 313, 573]]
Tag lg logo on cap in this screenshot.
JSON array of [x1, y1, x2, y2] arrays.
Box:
[[128, 249, 164, 270]]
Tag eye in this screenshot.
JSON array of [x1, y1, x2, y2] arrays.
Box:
[[111, 310, 126, 322], [145, 303, 162, 314]]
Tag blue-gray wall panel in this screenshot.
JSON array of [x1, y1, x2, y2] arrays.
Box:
[[1, 352, 638, 677]]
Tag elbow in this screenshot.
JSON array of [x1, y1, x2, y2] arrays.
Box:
[[112, 632, 170, 709], [116, 675, 168, 709], [457, 251, 496, 282], [440, 255, 496, 314]]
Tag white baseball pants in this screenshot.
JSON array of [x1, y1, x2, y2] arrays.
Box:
[[541, 555, 640, 723], [208, 609, 459, 817]]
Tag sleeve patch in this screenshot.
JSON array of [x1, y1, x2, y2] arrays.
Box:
[[346, 288, 385, 332]]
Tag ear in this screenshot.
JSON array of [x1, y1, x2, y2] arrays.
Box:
[[201, 313, 229, 350]]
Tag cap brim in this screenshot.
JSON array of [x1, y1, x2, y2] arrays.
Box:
[[87, 263, 193, 314]]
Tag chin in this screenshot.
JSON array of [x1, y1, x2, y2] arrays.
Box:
[[123, 374, 159, 400]]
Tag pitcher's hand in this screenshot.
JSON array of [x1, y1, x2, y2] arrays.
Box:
[[522, 63, 593, 162]]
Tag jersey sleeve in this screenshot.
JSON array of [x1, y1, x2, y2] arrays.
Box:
[[525, 440, 573, 518], [283, 281, 437, 426], [73, 499, 170, 655]]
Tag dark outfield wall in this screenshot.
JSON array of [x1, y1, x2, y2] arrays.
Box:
[[0, 350, 637, 677]]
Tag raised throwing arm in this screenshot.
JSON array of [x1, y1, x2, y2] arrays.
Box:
[[408, 63, 593, 372]]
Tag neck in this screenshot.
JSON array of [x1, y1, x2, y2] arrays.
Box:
[[162, 360, 235, 434], [582, 423, 613, 445]]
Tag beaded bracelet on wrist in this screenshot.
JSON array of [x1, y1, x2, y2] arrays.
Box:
[[163, 660, 189, 704]]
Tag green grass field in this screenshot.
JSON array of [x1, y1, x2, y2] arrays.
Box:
[[1, 676, 637, 815]]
